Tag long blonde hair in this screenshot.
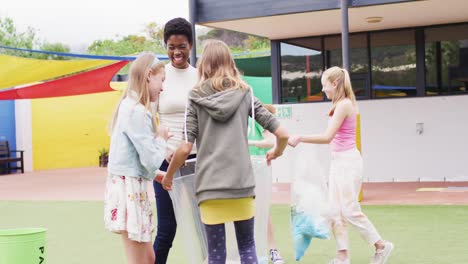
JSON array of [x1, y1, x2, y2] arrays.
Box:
[[323, 66, 356, 115], [109, 52, 165, 133], [196, 39, 249, 92]]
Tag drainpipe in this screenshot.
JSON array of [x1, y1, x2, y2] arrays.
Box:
[[341, 0, 350, 71]]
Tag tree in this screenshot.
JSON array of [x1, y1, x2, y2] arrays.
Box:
[[0, 17, 37, 56], [197, 28, 270, 56], [243, 35, 270, 50], [198, 28, 248, 47], [87, 36, 150, 56], [145, 22, 164, 49], [35, 42, 71, 60], [0, 16, 70, 60], [87, 22, 166, 56], [87, 23, 167, 74]]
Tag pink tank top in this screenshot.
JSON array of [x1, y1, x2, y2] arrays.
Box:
[[330, 114, 356, 152]]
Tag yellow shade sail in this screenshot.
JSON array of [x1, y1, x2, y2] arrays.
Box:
[[0, 54, 115, 90]]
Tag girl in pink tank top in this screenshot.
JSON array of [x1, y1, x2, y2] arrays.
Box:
[[329, 113, 356, 152], [288, 67, 394, 264]]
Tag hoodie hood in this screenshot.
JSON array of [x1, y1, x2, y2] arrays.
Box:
[[189, 81, 250, 122]]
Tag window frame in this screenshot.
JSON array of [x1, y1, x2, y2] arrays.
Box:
[[275, 22, 468, 104]]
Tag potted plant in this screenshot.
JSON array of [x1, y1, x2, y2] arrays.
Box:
[[98, 148, 109, 167]]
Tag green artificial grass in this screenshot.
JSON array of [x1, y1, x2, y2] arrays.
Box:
[[1, 202, 467, 264]]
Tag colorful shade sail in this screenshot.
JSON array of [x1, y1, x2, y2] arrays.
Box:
[[0, 61, 129, 100], [0, 54, 117, 90]]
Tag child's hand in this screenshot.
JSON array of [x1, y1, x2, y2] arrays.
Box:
[[288, 135, 302, 147], [157, 126, 173, 142], [266, 148, 283, 166], [161, 175, 173, 191], [154, 171, 166, 183]]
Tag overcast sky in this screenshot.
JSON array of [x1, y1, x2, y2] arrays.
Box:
[[1, 0, 191, 51]]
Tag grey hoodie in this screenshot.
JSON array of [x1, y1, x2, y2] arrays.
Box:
[[184, 80, 280, 204]]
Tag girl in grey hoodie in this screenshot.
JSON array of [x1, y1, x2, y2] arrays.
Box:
[[161, 39, 289, 264]]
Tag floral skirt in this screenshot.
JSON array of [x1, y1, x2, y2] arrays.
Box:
[[104, 174, 154, 242]]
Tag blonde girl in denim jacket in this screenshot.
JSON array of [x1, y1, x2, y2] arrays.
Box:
[[104, 52, 171, 264]]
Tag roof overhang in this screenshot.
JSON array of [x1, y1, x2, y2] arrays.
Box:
[[199, 0, 468, 39]]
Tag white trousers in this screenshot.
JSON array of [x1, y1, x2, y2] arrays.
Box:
[[328, 148, 381, 251]]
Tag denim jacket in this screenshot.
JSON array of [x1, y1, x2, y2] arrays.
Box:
[[107, 95, 166, 181]]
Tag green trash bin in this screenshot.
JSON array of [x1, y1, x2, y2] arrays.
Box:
[[0, 228, 47, 264]]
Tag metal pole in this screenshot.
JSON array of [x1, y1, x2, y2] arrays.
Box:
[[271, 40, 281, 104], [189, 0, 197, 66], [341, 0, 350, 71]]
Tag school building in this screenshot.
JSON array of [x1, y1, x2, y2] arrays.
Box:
[[190, 0, 468, 182]]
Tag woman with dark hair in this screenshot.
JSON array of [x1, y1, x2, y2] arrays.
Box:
[[152, 17, 197, 264]]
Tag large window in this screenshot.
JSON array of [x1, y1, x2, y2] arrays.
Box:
[[280, 38, 323, 103], [370, 30, 417, 98], [425, 24, 468, 95], [325, 34, 369, 98], [277, 23, 468, 104]]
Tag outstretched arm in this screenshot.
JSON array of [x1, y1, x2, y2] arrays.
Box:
[[288, 100, 353, 147], [248, 130, 275, 149]]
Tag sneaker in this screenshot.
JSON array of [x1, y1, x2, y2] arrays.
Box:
[[328, 258, 350, 264], [270, 249, 285, 264], [370, 241, 394, 264]]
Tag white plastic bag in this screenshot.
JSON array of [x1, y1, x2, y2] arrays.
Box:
[[169, 161, 208, 263], [169, 157, 272, 264], [289, 144, 330, 261]]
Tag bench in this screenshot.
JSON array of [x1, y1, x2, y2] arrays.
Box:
[[0, 141, 24, 174]]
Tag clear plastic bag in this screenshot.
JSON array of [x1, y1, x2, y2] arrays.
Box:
[[169, 156, 272, 264], [169, 161, 208, 263], [290, 144, 330, 261]]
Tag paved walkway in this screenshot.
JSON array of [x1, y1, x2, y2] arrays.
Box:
[[1, 167, 468, 205]]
